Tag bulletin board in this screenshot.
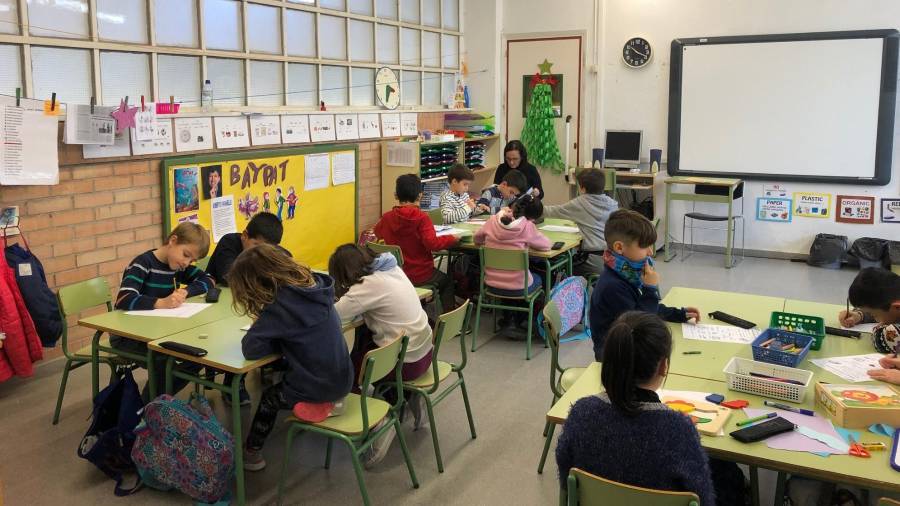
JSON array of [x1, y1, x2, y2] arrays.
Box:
[[162, 145, 358, 270]]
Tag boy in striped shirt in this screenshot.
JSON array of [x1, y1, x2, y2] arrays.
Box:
[[439, 164, 487, 224]]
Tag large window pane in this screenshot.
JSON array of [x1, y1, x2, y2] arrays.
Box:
[[0, 45, 21, 96], [401, 70, 420, 106], [207, 58, 245, 105], [0, 0, 19, 34], [285, 9, 316, 57], [349, 0, 372, 16], [376, 24, 398, 64], [31, 47, 92, 104], [97, 0, 148, 44], [158, 55, 200, 104], [321, 65, 348, 106], [399, 0, 418, 23], [27, 0, 89, 39], [424, 72, 440, 105], [100, 52, 150, 106], [247, 3, 281, 54], [400, 28, 419, 66], [249, 61, 283, 106], [203, 0, 242, 51], [320, 0, 345, 10], [376, 0, 397, 20], [351, 67, 374, 106], [349, 20, 374, 62], [442, 0, 459, 30], [287, 0, 314, 3], [442, 34, 458, 68], [422, 0, 439, 27], [422, 31, 439, 67], [155, 0, 198, 47], [319, 15, 347, 60], [442, 73, 455, 106], [287, 63, 316, 106]]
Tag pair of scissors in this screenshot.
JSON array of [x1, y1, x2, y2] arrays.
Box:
[[848, 434, 871, 458]]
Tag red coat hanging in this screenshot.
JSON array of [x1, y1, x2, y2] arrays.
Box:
[[0, 254, 43, 382]]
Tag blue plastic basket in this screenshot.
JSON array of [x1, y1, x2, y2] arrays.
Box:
[[750, 329, 813, 368]]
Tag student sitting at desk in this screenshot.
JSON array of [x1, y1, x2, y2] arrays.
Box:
[[541, 168, 618, 276], [228, 244, 353, 472], [588, 210, 699, 361], [493, 140, 544, 197], [440, 163, 485, 224], [112, 222, 214, 400], [329, 243, 434, 467], [839, 267, 900, 355], [477, 169, 527, 215]]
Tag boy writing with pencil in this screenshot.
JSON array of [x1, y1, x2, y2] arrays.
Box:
[[840, 268, 900, 384]]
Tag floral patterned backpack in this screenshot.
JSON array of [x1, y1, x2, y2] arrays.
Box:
[[537, 276, 590, 343]]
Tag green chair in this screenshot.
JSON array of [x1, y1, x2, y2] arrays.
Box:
[[195, 256, 210, 271], [426, 208, 444, 226], [53, 277, 130, 425], [471, 247, 545, 360], [277, 336, 418, 506], [403, 301, 477, 472], [564, 468, 700, 506], [537, 300, 587, 473], [601, 168, 617, 196], [366, 241, 443, 316]]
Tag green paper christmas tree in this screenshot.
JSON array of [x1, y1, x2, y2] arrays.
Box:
[[521, 67, 565, 173]]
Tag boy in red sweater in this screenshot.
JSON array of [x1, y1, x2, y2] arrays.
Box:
[[374, 174, 460, 310]]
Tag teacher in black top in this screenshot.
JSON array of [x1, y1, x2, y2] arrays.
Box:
[[493, 140, 544, 197]]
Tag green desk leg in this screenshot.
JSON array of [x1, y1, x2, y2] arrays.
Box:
[[749, 465, 760, 506], [773, 471, 787, 506], [664, 183, 673, 261], [544, 258, 552, 296], [91, 331, 101, 398], [725, 185, 734, 268], [146, 349, 157, 400], [230, 373, 245, 506]]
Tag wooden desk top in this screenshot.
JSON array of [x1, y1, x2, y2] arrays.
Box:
[[453, 218, 582, 258]]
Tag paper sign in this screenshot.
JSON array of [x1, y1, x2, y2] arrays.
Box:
[[763, 184, 788, 198], [1, 106, 60, 185], [358, 113, 381, 139], [793, 192, 831, 219], [381, 113, 401, 137], [835, 195, 875, 224], [133, 106, 158, 141], [882, 198, 900, 223], [681, 323, 759, 344], [249, 115, 282, 146], [810, 353, 886, 383], [400, 112, 418, 136], [335, 114, 359, 141], [304, 153, 330, 191], [174, 117, 214, 152], [84, 130, 131, 158], [64, 104, 116, 145], [756, 197, 792, 222], [309, 115, 336, 143], [331, 151, 355, 186], [214, 116, 250, 149], [281, 115, 310, 144], [126, 302, 211, 318], [210, 195, 237, 242], [130, 118, 173, 155]]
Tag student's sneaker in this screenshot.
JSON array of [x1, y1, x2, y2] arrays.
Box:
[[363, 420, 396, 469], [243, 449, 267, 471], [407, 394, 427, 431]]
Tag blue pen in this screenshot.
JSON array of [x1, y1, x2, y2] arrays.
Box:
[[763, 400, 815, 416]]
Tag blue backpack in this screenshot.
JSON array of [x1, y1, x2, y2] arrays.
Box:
[[5, 243, 62, 347], [537, 276, 591, 343]]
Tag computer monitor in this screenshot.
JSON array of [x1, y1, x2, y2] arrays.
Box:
[[604, 130, 642, 168]]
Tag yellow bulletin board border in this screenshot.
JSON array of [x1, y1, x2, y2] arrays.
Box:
[[161, 144, 359, 270]]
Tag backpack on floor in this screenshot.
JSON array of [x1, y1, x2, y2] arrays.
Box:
[[77, 369, 144, 496], [537, 276, 590, 343], [131, 393, 235, 504]]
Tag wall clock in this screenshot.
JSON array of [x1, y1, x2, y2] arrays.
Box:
[[623, 37, 652, 68], [375, 67, 401, 110]]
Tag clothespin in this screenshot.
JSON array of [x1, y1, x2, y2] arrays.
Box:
[[50, 92, 56, 111], [90, 96, 95, 114], [15, 87, 20, 107], [169, 95, 174, 107], [320, 100, 326, 111], [141, 95, 145, 112]]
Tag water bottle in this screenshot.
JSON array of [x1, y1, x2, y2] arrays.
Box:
[[201, 79, 213, 112]]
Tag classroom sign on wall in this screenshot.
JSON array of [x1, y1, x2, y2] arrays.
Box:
[[756, 197, 792, 222], [882, 198, 900, 223], [835, 195, 875, 224], [792, 192, 831, 219]]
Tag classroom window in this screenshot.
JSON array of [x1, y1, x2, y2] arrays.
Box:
[[350, 67, 374, 106], [321, 65, 348, 106], [348, 0, 373, 16], [401, 70, 421, 106], [376, 24, 399, 64], [376, 0, 398, 20], [285, 9, 316, 57], [442, 34, 459, 69], [422, 0, 440, 27], [155, 0, 199, 47], [26, 0, 90, 39], [207, 57, 245, 106], [31, 47, 92, 105], [287, 63, 317, 106], [99, 52, 151, 106], [320, 0, 346, 11], [249, 61, 284, 107], [319, 15, 347, 61], [422, 31, 440, 67], [203, 0, 243, 52], [442, 73, 456, 105], [97, 0, 148, 44], [0, 0, 19, 35], [158, 55, 200, 104], [349, 20, 375, 62], [442, 0, 459, 30], [401, 28, 420, 66], [247, 3, 282, 55], [400, 0, 419, 24], [0, 45, 21, 96], [424, 72, 441, 105]]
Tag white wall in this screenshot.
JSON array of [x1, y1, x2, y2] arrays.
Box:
[[462, 0, 503, 122]]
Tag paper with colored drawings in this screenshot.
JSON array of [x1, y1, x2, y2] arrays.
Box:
[[743, 407, 848, 455], [657, 389, 726, 436]]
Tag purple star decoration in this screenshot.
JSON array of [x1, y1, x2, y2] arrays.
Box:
[[111, 99, 138, 134]]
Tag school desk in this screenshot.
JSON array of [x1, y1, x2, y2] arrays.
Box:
[[782, 299, 881, 361], [663, 176, 743, 268], [547, 363, 900, 505]]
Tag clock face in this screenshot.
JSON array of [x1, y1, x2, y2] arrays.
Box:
[[375, 67, 401, 110], [623, 37, 652, 68]]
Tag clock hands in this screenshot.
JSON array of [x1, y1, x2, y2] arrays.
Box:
[[628, 46, 649, 59], [385, 84, 396, 102]]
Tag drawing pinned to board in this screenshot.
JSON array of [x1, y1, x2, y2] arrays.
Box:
[[756, 197, 792, 222], [793, 192, 831, 219], [274, 188, 286, 220], [174, 117, 213, 152], [249, 115, 282, 146], [214, 116, 250, 149], [286, 186, 299, 219], [835, 195, 875, 224], [237, 193, 259, 220], [174, 166, 200, 213], [309, 115, 336, 143], [201, 165, 223, 200], [281, 115, 310, 144], [381, 113, 401, 137], [358, 113, 381, 139], [882, 198, 900, 223], [335, 114, 359, 141]]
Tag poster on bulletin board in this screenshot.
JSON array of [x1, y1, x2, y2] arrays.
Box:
[[835, 195, 875, 224], [756, 197, 792, 222], [882, 198, 900, 223], [163, 145, 358, 270], [792, 192, 831, 219]]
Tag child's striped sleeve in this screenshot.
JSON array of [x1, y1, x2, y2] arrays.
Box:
[[115, 260, 156, 310], [177, 265, 215, 297]]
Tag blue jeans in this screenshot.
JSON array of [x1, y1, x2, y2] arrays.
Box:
[[488, 272, 542, 297]]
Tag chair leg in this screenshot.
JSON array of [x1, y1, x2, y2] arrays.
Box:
[[347, 438, 372, 506], [52, 359, 74, 425], [277, 426, 298, 505], [543, 395, 559, 437], [471, 297, 483, 352], [423, 396, 444, 473], [324, 438, 334, 469], [537, 422, 556, 474], [393, 417, 420, 488], [459, 375, 477, 439], [525, 300, 536, 360]]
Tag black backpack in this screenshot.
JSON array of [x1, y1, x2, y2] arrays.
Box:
[[5, 243, 63, 347]]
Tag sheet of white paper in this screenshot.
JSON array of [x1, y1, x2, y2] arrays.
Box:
[[335, 114, 359, 140], [304, 153, 330, 191], [843, 322, 878, 334], [1, 107, 59, 185], [214, 116, 250, 149], [436, 227, 467, 237], [174, 117, 214, 152], [385, 142, 417, 167], [810, 353, 885, 383], [240, 324, 251, 331], [64, 104, 116, 145], [331, 151, 355, 186], [540, 224, 580, 234], [133, 106, 158, 141], [281, 115, 310, 143], [400, 112, 418, 136], [84, 130, 131, 158], [130, 118, 173, 155], [309, 115, 336, 142], [210, 195, 238, 242], [381, 113, 401, 137], [358, 113, 381, 139], [126, 302, 211, 318], [249, 115, 282, 145], [682, 323, 759, 344]]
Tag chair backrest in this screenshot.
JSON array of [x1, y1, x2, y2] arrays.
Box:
[[480, 247, 531, 295], [601, 169, 617, 193], [58, 277, 112, 317], [195, 256, 210, 271], [695, 182, 743, 200], [358, 335, 408, 433], [542, 300, 566, 399], [367, 242, 404, 267], [567, 468, 700, 506], [426, 207, 444, 226], [425, 301, 471, 389]]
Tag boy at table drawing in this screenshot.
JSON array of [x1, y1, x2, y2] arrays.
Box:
[[476, 168, 527, 215], [229, 244, 353, 471], [839, 268, 900, 384], [541, 168, 618, 276], [588, 210, 700, 361], [440, 163, 485, 224], [112, 222, 214, 399]]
